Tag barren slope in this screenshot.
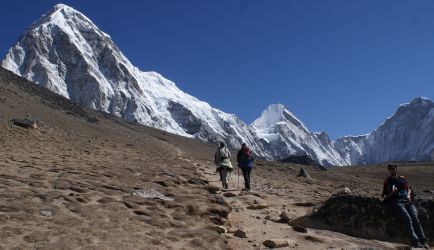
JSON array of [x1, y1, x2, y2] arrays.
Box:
[[0, 68, 229, 249]]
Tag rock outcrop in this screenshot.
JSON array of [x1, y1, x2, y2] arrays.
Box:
[[311, 194, 433, 244]]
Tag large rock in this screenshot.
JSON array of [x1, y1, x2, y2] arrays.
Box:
[[12, 118, 37, 129], [263, 239, 291, 248], [311, 194, 434, 244]]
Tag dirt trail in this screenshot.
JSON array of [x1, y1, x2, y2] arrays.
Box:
[[199, 163, 411, 250]]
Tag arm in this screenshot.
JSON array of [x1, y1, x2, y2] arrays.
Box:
[[382, 179, 397, 200], [214, 151, 220, 166], [384, 188, 398, 200], [236, 150, 241, 164]]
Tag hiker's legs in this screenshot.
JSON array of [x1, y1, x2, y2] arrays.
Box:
[[220, 168, 229, 189], [246, 167, 251, 190], [392, 202, 419, 244], [241, 167, 251, 190], [406, 203, 426, 243]]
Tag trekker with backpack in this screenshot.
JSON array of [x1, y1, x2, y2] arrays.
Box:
[[237, 143, 254, 191], [214, 141, 233, 189], [382, 164, 429, 249]]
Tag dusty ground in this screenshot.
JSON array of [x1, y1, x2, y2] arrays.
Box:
[[1, 67, 433, 249], [0, 69, 230, 249], [200, 160, 434, 249]]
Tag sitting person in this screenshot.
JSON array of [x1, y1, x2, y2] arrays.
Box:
[[382, 164, 429, 249]]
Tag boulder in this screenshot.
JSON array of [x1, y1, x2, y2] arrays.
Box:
[[12, 118, 37, 129], [263, 239, 291, 248], [311, 194, 434, 244]]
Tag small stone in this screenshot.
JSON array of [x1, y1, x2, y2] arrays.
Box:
[[233, 227, 248, 238], [298, 168, 311, 179], [223, 192, 238, 197], [334, 187, 351, 195], [292, 226, 308, 233], [278, 211, 296, 223], [214, 226, 227, 234], [263, 239, 290, 248], [40, 210, 52, 217], [247, 202, 269, 210], [208, 185, 221, 194]]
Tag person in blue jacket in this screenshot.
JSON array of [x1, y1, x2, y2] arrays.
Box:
[[237, 143, 254, 191], [382, 164, 429, 249]]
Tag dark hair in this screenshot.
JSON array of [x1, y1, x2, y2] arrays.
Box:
[[219, 141, 225, 148], [387, 164, 397, 170], [241, 143, 246, 147]]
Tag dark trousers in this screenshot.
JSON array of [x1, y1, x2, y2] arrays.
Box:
[[391, 202, 426, 244], [241, 167, 252, 190]]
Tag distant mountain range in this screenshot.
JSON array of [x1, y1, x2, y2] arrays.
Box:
[[2, 4, 433, 166]]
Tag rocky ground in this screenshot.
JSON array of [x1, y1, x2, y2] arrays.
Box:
[[0, 67, 433, 249], [200, 160, 434, 249]]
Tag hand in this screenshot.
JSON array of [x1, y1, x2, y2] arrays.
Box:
[[392, 185, 397, 192]]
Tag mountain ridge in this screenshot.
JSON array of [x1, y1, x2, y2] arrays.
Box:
[[2, 3, 433, 166]]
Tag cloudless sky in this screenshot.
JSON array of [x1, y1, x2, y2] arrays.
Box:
[[1, 0, 433, 139]]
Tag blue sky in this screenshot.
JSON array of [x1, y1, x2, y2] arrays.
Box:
[[1, 1, 433, 139]]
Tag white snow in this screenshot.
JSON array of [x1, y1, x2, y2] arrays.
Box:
[[2, 3, 432, 166]]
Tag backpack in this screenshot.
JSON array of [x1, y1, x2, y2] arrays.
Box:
[[239, 150, 253, 168]]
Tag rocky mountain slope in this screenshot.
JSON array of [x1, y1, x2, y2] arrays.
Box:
[[335, 97, 434, 165], [251, 104, 347, 166], [1, 3, 265, 157], [2, 3, 433, 166]]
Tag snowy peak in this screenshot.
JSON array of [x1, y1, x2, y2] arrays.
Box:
[[251, 104, 347, 166], [1, 3, 265, 157], [36, 3, 97, 28], [406, 96, 433, 108], [251, 104, 307, 132], [334, 96, 434, 165]]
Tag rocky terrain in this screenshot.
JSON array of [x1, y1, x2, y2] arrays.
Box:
[[1, 67, 433, 249], [0, 68, 231, 249]]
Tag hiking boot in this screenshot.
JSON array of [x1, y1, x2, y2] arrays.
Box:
[[411, 241, 424, 249], [419, 239, 430, 249]]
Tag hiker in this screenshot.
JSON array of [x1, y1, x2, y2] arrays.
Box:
[[237, 143, 254, 191], [382, 164, 429, 249], [214, 141, 233, 189]]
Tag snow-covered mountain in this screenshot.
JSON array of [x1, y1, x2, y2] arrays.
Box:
[[251, 104, 348, 166], [2, 4, 433, 166], [1, 3, 265, 155], [335, 97, 434, 165]]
